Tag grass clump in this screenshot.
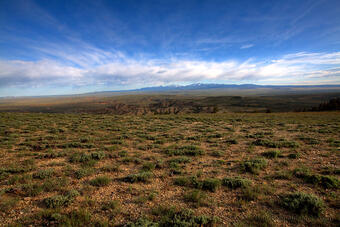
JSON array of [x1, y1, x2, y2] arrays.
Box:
[[44, 190, 80, 208], [201, 178, 221, 192], [142, 162, 156, 171], [33, 168, 54, 179], [288, 152, 300, 159], [173, 176, 192, 186], [151, 205, 219, 226], [184, 189, 208, 207], [126, 218, 158, 227], [279, 192, 324, 216], [89, 176, 111, 187], [101, 164, 120, 173], [262, 150, 281, 159], [69, 152, 96, 167], [42, 177, 68, 192], [7, 174, 32, 185], [164, 145, 204, 156], [90, 151, 105, 160], [236, 211, 274, 227], [123, 171, 153, 183], [21, 183, 44, 196], [293, 167, 339, 189], [222, 177, 251, 189], [74, 168, 93, 179], [44, 195, 72, 208], [174, 176, 221, 192], [253, 139, 299, 148], [241, 158, 268, 174], [168, 156, 191, 164], [239, 186, 261, 201], [37, 209, 107, 226]]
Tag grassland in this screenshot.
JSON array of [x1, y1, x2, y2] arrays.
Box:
[[0, 112, 339, 226]]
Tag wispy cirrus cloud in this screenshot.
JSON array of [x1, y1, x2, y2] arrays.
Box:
[[240, 44, 254, 49]]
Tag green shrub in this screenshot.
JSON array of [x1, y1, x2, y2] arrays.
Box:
[[43, 190, 79, 209], [121, 157, 142, 164], [142, 162, 156, 171], [262, 150, 281, 159], [168, 156, 191, 164], [237, 211, 274, 227], [42, 177, 68, 192], [174, 176, 220, 192], [288, 153, 300, 159], [68, 151, 104, 166], [33, 169, 54, 179], [90, 151, 105, 160], [38, 209, 107, 226], [89, 176, 111, 187], [7, 174, 32, 185], [294, 167, 339, 189], [101, 164, 120, 173], [21, 183, 44, 196], [44, 195, 72, 208], [222, 177, 251, 189], [279, 192, 324, 216], [69, 152, 93, 164], [201, 178, 221, 192], [74, 168, 93, 179], [151, 205, 219, 226], [184, 189, 207, 207], [319, 175, 340, 189], [174, 176, 192, 186], [253, 139, 299, 148], [239, 186, 260, 201], [164, 145, 204, 156], [241, 158, 268, 174], [126, 218, 158, 227], [67, 189, 80, 198], [123, 172, 153, 183]]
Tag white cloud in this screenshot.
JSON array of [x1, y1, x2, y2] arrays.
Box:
[[1, 51, 340, 90], [240, 44, 254, 49]]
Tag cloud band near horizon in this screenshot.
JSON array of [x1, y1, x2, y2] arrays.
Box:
[[1, 51, 340, 94]]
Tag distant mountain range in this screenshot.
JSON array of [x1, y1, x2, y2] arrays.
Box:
[[2, 83, 340, 98], [108, 83, 340, 92]]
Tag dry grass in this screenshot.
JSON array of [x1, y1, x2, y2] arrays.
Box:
[[0, 112, 339, 226]]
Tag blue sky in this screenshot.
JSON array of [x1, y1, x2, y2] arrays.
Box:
[[1, 0, 340, 96]]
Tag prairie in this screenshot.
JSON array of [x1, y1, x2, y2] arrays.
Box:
[[0, 111, 339, 226]]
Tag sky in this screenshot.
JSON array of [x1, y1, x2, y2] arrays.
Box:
[[1, 0, 340, 96]]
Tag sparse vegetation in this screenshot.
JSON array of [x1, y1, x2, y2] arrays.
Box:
[[1, 111, 339, 226], [279, 192, 325, 217], [241, 158, 268, 174], [262, 150, 281, 159], [222, 176, 251, 189], [89, 176, 111, 187], [123, 171, 153, 183]]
